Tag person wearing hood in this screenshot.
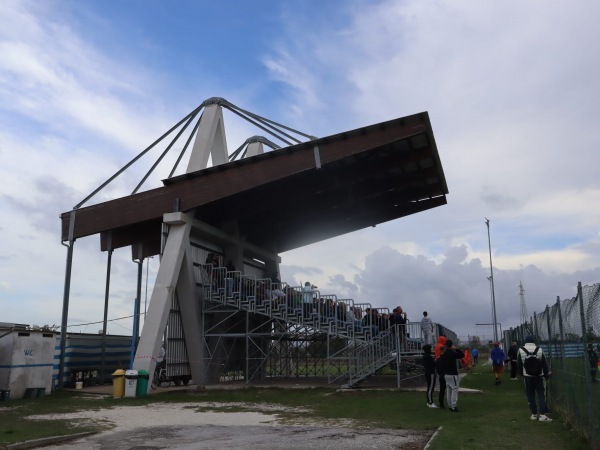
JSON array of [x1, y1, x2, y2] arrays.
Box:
[[422, 344, 438, 408], [434, 335, 446, 359], [517, 335, 552, 422], [421, 311, 434, 346]]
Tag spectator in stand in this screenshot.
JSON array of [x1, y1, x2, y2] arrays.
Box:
[[205, 252, 219, 275], [491, 342, 505, 385], [362, 308, 379, 337], [205, 252, 224, 292], [335, 301, 346, 325], [517, 335, 552, 422], [422, 344, 438, 408], [437, 339, 464, 412], [588, 343, 598, 383], [435, 345, 447, 409], [353, 306, 363, 322], [507, 342, 519, 380], [302, 282, 317, 319], [421, 311, 434, 346], [380, 313, 390, 333], [323, 297, 336, 319], [471, 347, 479, 365], [391, 307, 408, 349]]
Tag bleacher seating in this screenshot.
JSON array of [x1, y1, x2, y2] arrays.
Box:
[[198, 263, 426, 387]]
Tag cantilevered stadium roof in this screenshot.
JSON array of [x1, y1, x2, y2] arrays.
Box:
[[60, 111, 448, 255]]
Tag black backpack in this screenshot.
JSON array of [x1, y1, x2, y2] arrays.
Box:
[[521, 346, 543, 376]]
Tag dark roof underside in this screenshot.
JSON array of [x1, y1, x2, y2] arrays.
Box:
[[60, 112, 448, 255]]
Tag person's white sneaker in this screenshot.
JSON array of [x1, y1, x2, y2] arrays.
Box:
[[429, 403, 439, 408], [538, 415, 552, 422], [530, 414, 538, 421]]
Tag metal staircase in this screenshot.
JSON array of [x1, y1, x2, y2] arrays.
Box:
[[197, 264, 425, 387]]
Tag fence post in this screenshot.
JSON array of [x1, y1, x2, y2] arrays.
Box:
[[533, 313, 539, 343], [545, 305, 553, 360], [519, 324, 525, 345], [577, 282, 595, 438], [555, 295, 571, 414], [544, 305, 553, 401]]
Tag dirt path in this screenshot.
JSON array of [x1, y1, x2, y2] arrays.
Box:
[[27, 402, 432, 449]]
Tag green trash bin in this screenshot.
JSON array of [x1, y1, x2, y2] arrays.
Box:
[[136, 369, 149, 397]]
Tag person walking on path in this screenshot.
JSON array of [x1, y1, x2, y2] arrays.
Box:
[[471, 347, 479, 365], [437, 339, 464, 412], [421, 311, 434, 346], [517, 335, 552, 422], [507, 342, 519, 380], [422, 344, 438, 408], [491, 342, 505, 385]]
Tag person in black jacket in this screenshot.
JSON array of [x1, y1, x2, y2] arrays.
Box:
[[437, 339, 464, 412], [422, 344, 438, 408]]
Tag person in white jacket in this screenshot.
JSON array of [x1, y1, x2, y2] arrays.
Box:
[[517, 335, 552, 422], [421, 311, 434, 346]]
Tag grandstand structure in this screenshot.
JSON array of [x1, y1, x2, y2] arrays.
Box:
[[59, 98, 452, 389]]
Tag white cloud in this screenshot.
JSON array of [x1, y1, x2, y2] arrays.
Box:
[[2, 0, 600, 342]]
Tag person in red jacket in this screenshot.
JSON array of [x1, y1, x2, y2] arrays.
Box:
[[461, 349, 472, 372], [434, 335, 446, 359]]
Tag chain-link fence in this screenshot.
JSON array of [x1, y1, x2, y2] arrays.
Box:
[[505, 282, 600, 448]]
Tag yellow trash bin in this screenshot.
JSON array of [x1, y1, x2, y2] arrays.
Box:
[[112, 369, 125, 398]]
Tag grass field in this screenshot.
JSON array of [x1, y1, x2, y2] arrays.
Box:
[[0, 363, 592, 449]]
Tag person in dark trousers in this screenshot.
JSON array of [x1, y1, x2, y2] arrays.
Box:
[[437, 339, 464, 412], [471, 347, 479, 365], [517, 335, 552, 421], [588, 343, 598, 383], [507, 341, 519, 380], [435, 345, 447, 409], [422, 344, 438, 408]]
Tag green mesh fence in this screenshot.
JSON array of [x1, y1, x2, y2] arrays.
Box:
[[505, 282, 600, 448]]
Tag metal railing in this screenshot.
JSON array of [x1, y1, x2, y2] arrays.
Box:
[[198, 263, 455, 387]]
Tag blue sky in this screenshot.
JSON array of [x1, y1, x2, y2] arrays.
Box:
[[1, 0, 600, 341]]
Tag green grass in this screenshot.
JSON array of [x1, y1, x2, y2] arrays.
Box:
[[0, 364, 591, 449]]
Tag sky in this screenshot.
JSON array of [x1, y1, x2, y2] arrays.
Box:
[[1, 0, 600, 343]]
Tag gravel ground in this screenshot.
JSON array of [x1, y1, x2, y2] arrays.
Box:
[[27, 402, 433, 449]]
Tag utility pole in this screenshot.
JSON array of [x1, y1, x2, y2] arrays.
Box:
[[485, 218, 499, 343]]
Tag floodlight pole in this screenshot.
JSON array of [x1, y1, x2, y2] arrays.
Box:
[[485, 218, 499, 343]]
